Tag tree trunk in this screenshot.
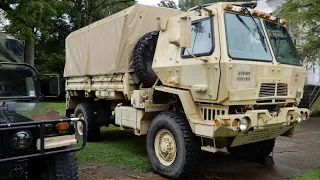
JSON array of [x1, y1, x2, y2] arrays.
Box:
[[24, 36, 35, 66]]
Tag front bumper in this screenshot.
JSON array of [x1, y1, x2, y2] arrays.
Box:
[[193, 107, 309, 147], [0, 118, 87, 162], [219, 107, 309, 147]]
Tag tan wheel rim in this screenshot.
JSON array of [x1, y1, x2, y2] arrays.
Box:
[[154, 129, 177, 166], [77, 113, 84, 136]]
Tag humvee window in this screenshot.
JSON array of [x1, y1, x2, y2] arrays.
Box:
[[182, 18, 214, 57], [264, 21, 302, 66], [0, 65, 36, 98], [225, 13, 273, 61]]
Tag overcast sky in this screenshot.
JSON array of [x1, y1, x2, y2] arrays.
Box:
[[138, 0, 179, 6]]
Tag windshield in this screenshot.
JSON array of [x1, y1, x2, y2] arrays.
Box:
[[0, 38, 24, 63], [225, 13, 273, 61], [0, 64, 36, 98], [264, 21, 302, 65]]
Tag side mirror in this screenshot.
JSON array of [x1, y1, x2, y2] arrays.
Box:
[[296, 47, 302, 56], [180, 16, 192, 48], [41, 74, 61, 97]]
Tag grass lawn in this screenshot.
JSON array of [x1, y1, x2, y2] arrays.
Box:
[[48, 101, 151, 172], [291, 168, 320, 180]]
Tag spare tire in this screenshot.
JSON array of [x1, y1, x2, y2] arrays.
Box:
[[133, 31, 159, 87]]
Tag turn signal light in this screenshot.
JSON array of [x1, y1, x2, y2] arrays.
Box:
[[225, 4, 233, 9], [57, 122, 70, 131], [280, 19, 287, 25], [232, 120, 239, 127], [214, 119, 220, 126], [301, 112, 307, 118]]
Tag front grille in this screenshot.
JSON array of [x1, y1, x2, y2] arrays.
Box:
[[259, 83, 288, 97], [277, 83, 288, 96], [259, 83, 276, 97]]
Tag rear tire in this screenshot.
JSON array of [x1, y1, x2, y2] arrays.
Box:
[[146, 111, 199, 179], [132, 31, 159, 87], [74, 102, 100, 142], [227, 139, 275, 160]]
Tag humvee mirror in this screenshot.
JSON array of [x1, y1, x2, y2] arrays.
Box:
[[41, 74, 61, 97], [180, 16, 192, 48]]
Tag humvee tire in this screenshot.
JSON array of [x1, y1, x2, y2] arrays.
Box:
[[133, 31, 159, 87], [146, 111, 199, 179], [32, 152, 78, 180], [227, 139, 275, 160], [74, 102, 100, 142]]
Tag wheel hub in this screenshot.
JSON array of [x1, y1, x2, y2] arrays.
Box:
[[77, 113, 84, 135], [155, 129, 176, 166]]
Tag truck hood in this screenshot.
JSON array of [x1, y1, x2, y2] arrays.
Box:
[[0, 101, 64, 124]]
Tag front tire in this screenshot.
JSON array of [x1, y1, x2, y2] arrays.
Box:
[[31, 152, 78, 180], [146, 111, 199, 179]]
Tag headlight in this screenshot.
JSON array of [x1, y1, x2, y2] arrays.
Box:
[[239, 117, 250, 131], [10, 130, 33, 150]]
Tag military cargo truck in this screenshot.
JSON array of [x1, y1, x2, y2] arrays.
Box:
[[0, 34, 86, 179], [64, 2, 309, 179]]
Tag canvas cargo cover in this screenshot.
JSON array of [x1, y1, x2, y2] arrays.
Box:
[[64, 4, 183, 77]]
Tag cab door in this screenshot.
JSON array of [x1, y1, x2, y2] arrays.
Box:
[[177, 10, 221, 102]]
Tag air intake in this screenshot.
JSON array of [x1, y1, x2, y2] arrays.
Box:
[[259, 83, 276, 97], [277, 83, 288, 96], [259, 83, 288, 97]]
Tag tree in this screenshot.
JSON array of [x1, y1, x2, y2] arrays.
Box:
[[277, 0, 320, 62], [0, 0, 71, 66], [0, 0, 136, 76], [70, 0, 135, 30], [158, 0, 178, 9]]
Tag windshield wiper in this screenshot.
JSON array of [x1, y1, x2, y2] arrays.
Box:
[[266, 27, 281, 57], [242, 6, 268, 52], [236, 15, 258, 39]]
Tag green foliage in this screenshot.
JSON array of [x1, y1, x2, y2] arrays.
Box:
[[277, 0, 320, 62], [291, 167, 320, 180], [158, 0, 178, 9], [4, 0, 71, 40]]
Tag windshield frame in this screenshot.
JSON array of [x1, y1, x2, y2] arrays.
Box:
[[263, 20, 303, 66], [0, 62, 39, 100], [224, 12, 274, 62]]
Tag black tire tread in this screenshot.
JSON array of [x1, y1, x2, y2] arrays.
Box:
[[149, 111, 199, 179], [54, 152, 78, 180], [132, 31, 159, 87], [75, 102, 100, 142]]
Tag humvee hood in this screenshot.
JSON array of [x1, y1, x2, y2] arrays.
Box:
[[0, 102, 64, 124]]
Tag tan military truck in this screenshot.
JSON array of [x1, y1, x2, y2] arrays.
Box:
[[64, 2, 310, 179]]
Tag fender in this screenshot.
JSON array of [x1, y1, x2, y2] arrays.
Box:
[[154, 86, 214, 134]]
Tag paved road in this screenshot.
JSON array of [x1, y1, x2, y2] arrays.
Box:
[[80, 118, 320, 180]]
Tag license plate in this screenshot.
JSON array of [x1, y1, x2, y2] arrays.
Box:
[[36, 134, 76, 150]]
